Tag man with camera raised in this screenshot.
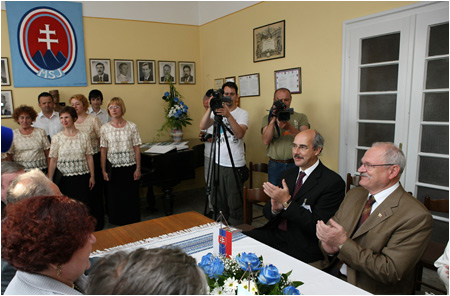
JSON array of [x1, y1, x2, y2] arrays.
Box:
[[200, 82, 249, 225], [262, 88, 309, 186]]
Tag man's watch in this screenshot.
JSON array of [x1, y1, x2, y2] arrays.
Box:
[[282, 201, 290, 209]]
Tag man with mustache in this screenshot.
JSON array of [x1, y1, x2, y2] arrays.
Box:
[[245, 129, 345, 266], [316, 142, 433, 294]]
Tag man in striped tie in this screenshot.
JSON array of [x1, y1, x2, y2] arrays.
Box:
[[245, 129, 345, 266], [316, 142, 433, 294]]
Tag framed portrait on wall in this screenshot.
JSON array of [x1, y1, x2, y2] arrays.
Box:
[[275, 67, 301, 94], [89, 59, 112, 84], [1, 57, 11, 86], [178, 61, 195, 84], [158, 61, 176, 84], [1, 90, 14, 118], [114, 59, 134, 84], [253, 20, 285, 62], [137, 60, 156, 84]]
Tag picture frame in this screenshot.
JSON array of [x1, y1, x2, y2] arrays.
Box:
[[238, 73, 260, 97], [1, 57, 11, 86], [89, 59, 112, 84], [274, 67, 302, 94], [214, 78, 224, 90], [136, 60, 156, 84], [1, 90, 14, 118], [253, 20, 285, 63], [114, 59, 134, 84], [225, 76, 236, 83], [178, 61, 196, 84], [158, 61, 176, 84]]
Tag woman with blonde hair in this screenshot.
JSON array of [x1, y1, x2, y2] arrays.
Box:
[[6, 105, 50, 172], [100, 97, 142, 226], [70, 94, 104, 230]]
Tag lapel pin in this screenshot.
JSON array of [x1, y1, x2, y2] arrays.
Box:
[[378, 213, 382, 218]]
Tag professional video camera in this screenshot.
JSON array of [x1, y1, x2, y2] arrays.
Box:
[[206, 89, 232, 114], [268, 99, 294, 122]]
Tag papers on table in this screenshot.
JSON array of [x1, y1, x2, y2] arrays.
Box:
[[143, 141, 189, 154]]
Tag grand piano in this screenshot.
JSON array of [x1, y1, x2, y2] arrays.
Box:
[[139, 138, 204, 215]]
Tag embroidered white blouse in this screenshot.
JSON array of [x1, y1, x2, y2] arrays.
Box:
[[49, 131, 93, 176], [100, 121, 142, 167], [7, 127, 50, 170], [74, 114, 102, 154]]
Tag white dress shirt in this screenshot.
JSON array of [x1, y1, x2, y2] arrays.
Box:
[[32, 111, 63, 138], [88, 107, 111, 125]]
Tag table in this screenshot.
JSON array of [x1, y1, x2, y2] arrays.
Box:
[[91, 211, 370, 295]]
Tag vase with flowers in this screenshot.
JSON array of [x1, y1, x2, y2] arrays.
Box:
[[155, 81, 192, 142]]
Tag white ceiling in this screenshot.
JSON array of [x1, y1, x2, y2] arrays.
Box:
[[1, 1, 260, 26]]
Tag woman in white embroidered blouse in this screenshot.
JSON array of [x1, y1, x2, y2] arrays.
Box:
[[6, 105, 50, 171], [48, 106, 95, 206], [70, 94, 104, 230], [100, 97, 142, 226]]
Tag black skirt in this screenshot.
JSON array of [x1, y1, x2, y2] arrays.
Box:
[[59, 173, 90, 205], [104, 164, 140, 226]]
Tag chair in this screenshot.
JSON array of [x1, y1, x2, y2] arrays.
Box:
[[243, 186, 270, 225], [249, 162, 268, 189], [414, 196, 449, 294], [346, 173, 361, 193]]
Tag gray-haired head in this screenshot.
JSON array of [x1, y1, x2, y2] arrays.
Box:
[[1, 161, 25, 175], [6, 169, 61, 204], [86, 247, 208, 295], [371, 142, 406, 175]]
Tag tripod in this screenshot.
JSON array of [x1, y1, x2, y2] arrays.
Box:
[[204, 114, 244, 222]]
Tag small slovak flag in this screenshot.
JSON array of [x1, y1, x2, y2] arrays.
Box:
[[213, 226, 233, 257]]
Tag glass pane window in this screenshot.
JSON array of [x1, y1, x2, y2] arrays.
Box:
[[429, 23, 449, 57], [359, 94, 397, 120], [418, 156, 449, 186], [425, 58, 449, 89], [358, 123, 395, 147], [360, 65, 399, 91], [361, 33, 400, 64], [421, 125, 449, 154], [423, 92, 449, 122]]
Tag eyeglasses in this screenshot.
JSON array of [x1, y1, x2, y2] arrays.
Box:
[[108, 106, 120, 110], [291, 143, 310, 151], [359, 162, 395, 169]]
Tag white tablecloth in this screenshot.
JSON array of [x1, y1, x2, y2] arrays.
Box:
[[91, 223, 369, 295]]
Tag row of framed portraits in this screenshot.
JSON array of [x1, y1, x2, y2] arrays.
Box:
[[214, 67, 301, 98], [89, 59, 196, 85]]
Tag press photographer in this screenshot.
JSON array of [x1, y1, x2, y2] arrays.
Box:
[[199, 82, 249, 225], [262, 88, 309, 186]]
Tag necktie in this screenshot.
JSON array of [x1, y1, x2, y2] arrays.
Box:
[[357, 195, 376, 229], [99, 76, 103, 82], [278, 171, 306, 231]]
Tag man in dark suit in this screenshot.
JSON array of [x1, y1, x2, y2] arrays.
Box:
[[245, 129, 345, 266], [160, 64, 174, 82], [181, 65, 194, 83], [316, 142, 432, 294], [139, 62, 153, 82], [93, 62, 109, 82]]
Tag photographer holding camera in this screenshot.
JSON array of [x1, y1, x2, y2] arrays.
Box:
[[262, 88, 309, 186], [200, 82, 249, 225]]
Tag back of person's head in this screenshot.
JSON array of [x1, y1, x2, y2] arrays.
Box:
[[89, 89, 103, 103], [6, 169, 61, 204], [2, 195, 96, 273], [86, 247, 208, 295], [1, 161, 25, 175]]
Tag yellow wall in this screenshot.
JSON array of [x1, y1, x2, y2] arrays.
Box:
[[1, 1, 415, 190]]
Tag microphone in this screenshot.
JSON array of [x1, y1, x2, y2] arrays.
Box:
[[1, 126, 14, 152]]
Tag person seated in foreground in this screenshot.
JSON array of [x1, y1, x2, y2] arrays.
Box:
[[1, 161, 24, 214], [316, 142, 433, 294], [245, 129, 345, 267], [86, 247, 208, 294], [2, 195, 96, 295]]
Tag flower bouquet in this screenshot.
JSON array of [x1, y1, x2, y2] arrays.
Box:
[[154, 81, 192, 141], [198, 252, 303, 295]]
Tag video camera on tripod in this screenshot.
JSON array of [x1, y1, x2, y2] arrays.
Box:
[[268, 99, 294, 122], [206, 89, 232, 116]]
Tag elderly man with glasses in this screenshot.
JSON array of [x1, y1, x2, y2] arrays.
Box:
[[316, 142, 433, 294]]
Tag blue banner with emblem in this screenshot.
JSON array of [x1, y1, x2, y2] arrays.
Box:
[[5, 1, 87, 87]]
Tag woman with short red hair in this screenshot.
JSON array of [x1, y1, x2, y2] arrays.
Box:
[[2, 195, 96, 295]]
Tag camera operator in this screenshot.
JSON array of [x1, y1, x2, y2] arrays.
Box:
[[262, 88, 309, 186], [200, 82, 249, 225]]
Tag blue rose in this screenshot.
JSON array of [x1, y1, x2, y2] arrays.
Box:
[[258, 264, 281, 285], [174, 97, 179, 103], [283, 286, 300, 295], [179, 101, 184, 106], [164, 92, 170, 97], [198, 253, 224, 279], [184, 106, 188, 111], [236, 253, 261, 272]]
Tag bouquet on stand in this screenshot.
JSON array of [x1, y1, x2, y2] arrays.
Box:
[[198, 252, 303, 295]]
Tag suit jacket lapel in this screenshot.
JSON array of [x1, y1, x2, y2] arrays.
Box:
[[352, 186, 403, 238], [292, 161, 322, 202]]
